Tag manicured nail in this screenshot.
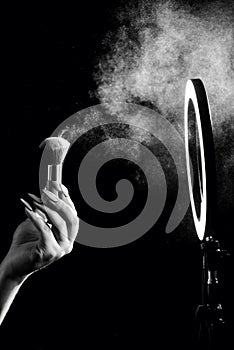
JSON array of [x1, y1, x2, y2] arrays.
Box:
[[35, 209, 48, 222], [60, 184, 69, 197], [20, 198, 33, 211], [25, 208, 40, 222], [25, 207, 34, 218], [28, 193, 43, 203], [42, 189, 59, 202], [39, 139, 46, 149], [33, 201, 46, 211]]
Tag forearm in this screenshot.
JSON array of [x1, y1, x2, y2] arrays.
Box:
[[0, 258, 27, 325]]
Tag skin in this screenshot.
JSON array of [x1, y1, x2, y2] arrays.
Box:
[[0, 183, 79, 325]]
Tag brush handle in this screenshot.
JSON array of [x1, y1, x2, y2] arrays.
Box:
[[46, 164, 62, 195]]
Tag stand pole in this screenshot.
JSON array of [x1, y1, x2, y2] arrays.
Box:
[[196, 236, 230, 348]]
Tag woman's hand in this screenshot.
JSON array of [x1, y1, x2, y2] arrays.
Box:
[[2, 183, 79, 282]]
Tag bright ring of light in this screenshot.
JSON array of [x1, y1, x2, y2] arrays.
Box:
[[184, 79, 208, 241]]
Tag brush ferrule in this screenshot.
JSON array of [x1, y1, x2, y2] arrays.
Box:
[[48, 164, 62, 183]]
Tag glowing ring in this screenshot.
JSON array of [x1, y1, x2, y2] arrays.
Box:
[[184, 79, 217, 241]]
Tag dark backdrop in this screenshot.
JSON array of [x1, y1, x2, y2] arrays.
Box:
[[1, 1, 233, 349]]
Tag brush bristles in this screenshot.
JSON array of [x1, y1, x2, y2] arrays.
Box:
[[41, 137, 70, 165]]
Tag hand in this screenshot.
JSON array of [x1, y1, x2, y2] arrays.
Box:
[[2, 183, 79, 282]]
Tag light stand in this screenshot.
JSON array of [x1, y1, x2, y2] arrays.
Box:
[[184, 79, 231, 348]]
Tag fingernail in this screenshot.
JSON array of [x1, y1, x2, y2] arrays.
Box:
[[33, 201, 44, 208], [60, 184, 69, 197], [28, 193, 43, 203], [25, 207, 33, 217], [20, 198, 33, 211], [35, 209, 48, 222], [42, 189, 59, 202], [39, 139, 46, 149], [24, 208, 37, 221]]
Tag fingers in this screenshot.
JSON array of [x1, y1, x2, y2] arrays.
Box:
[[21, 196, 49, 222], [24, 208, 58, 248], [59, 184, 77, 214], [34, 208, 48, 222], [33, 202, 69, 244], [42, 190, 77, 224], [27, 193, 43, 203], [44, 182, 77, 214], [29, 182, 77, 214], [34, 194, 79, 243], [25, 183, 79, 246]]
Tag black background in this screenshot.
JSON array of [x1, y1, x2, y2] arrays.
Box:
[[1, 1, 233, 349]]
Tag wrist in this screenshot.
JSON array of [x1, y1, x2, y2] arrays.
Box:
[[0, 256, 29, 325], [0, 255, 30, 286]]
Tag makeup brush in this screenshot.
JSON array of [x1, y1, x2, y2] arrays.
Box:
[[40, 137, 70, 193]]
